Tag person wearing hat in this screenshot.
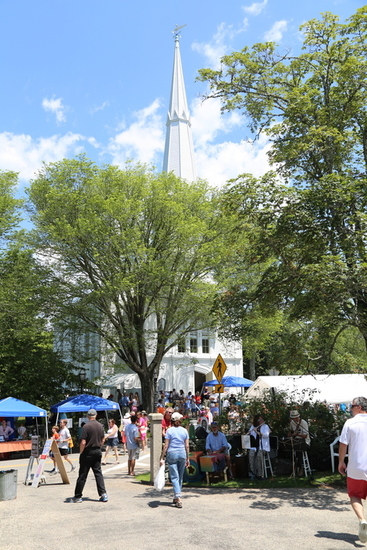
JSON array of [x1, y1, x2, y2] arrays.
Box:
[[288, 410, 310, 476], [160, 412, 189, 508], [205, 422, 233, 478], [71, 409, 108, 503], [339, 397, 367, 543]]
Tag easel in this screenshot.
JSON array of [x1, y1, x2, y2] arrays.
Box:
[[25, 439, 70, 487], [25, 436, 46, 486]]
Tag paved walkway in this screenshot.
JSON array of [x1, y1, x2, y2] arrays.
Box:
[[0, 452, 364, 550]]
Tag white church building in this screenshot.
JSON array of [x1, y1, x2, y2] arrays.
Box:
[[83, 31, 243, 398]]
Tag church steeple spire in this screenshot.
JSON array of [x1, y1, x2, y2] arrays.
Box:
[[162, 28, 197, 181]]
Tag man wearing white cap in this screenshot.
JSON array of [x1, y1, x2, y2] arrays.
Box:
[[71, 408, 108, 503], [339, 397, 367, 543], [160, 412, 189, 508]]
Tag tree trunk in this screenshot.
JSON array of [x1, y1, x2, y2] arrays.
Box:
[[249, 356, 256, 381], [139, 371, 156, 413]]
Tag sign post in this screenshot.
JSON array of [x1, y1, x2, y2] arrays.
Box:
[[212, 354, 228, 420]]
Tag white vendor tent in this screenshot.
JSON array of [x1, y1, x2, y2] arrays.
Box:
[[246, 374, 367, 404], [96, 372, 141, 390]]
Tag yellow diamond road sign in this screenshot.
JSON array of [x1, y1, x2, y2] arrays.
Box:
[[212, 354, 227, 383]]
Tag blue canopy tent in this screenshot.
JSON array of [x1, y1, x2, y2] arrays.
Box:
[[0, 397, 48, 438], [51, 394, 121, 425], [203, 376, 254, 417], [204, 376, 254, 388]]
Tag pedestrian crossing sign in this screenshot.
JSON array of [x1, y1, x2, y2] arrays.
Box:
[[212, 354, 227, 383]]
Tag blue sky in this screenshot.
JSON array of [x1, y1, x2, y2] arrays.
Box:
[[0, 0, 363, 190]]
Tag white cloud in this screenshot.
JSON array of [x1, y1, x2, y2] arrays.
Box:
[[196, 137, 272, 187], [191, 97, 244, 147], [42, 97, 67, 123], [192, 20, 248, 68], [243, 0, 268, 16], [90, 101, 110, 114], [106, 99, 165, 167], [0, 132, 94, 181], [0, 92, 271, 192], [191, 97, 271, 186], [264, 20, 288, 42]]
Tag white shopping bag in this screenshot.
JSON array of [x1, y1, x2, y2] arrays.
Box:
[[154, 462, 166, 491]]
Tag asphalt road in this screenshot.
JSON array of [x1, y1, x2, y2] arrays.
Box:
[[0, 451, 364, 550]]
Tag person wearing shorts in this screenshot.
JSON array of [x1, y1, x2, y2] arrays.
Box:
[[49, 419, 75, 474], [339, 396, 367, 543], [102, 419, 119, 465], [125, 414, 140, 475]]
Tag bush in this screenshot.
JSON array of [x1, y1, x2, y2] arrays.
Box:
[[220, 389, 348, 470]]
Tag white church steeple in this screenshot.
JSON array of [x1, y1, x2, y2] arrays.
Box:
[[162, 29, 197, 181]]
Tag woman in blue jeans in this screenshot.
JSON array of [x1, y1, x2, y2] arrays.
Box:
[[160, 411, 189, 508]]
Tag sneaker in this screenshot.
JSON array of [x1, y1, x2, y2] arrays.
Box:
[[70, 465, 76, 472], [50, 470, 59, 476], [359, 520, 367, 543], [99, 493, 108, 502], [46, 468, 56, 474], [70, 497, 83, 503]]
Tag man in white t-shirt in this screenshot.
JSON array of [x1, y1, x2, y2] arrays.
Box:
[[49, 419, 75, 474], [339, 396, 367, 543]]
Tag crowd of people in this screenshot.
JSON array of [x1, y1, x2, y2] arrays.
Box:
[[13, 383, 367, 544]]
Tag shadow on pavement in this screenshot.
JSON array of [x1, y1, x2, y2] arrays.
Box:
[[240, 488, 350, 512], [147, 500, 174, 508], [134, 484, 350, 513], [315, 530, 362, 547]]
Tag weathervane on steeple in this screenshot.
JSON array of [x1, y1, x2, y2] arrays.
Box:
[[172, 24, 187, 39]]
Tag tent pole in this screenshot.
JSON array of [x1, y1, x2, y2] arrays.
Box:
[[45, 415, 49, 439]]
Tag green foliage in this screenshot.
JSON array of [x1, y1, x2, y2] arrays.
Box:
[[27, 156, 224, 410], [0, 244, 80, 408], [238, 389, 345, 469], [0, 170, 23, 243], [200, 7, 367, 371], [198, 8, 367, 182]]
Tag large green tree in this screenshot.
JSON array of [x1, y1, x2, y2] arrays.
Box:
[[0, 171, 85, 407], [0, 170, 23, 242], [0, 241, 82, 408], [199, 8, 367, 365], [27, 157, 223, 410]]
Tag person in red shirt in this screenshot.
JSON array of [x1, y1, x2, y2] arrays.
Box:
[[161, 407, 174, 441]]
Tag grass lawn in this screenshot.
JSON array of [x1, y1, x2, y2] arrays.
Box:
[[137, 471, 346, 489]]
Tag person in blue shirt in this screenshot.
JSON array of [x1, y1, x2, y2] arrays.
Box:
[[119, 392, 130, 415], [205, 422, 233, 478]]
